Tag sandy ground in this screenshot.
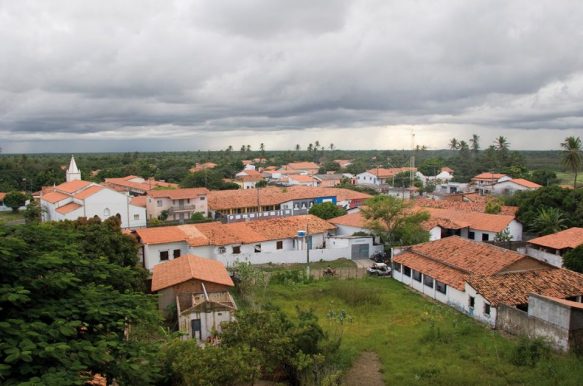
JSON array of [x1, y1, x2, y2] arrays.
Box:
[[342, 351, 385, 386]]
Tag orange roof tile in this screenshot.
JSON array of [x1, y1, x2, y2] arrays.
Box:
[[286, 162, 320, 170], [42, 191, 70, 204], [395, 251, 469, 290], [289, 175, 317, 183], [414, 197, 518, 216], [130, 196, 147, 208], [366, 167, 416, 178], [329, 212, 367, 228], [55, 180, 92, 194], [104, 176, 178, 192], [148, 188, 209, 200], [422, 207, 515, 233], [472, 172, 507, 181], [507, 178, 542, 189], [468, 268, 583, 306], [528, 228, 583, 250], [208, 186, 370, 211], [56, 202, 82, 214], [135, 226, 190, 245], [73, 185, 104, 200], [151, 254, 234, 292]]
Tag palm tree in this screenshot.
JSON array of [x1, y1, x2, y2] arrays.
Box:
[[531, 207, 567, 235], [307, 143, 313, 152], [246, 145, 251, 152], [449, 138, 459, 150], [470, 134, 480, 153], [494, 136, 509, 151], [560, 136, 582, 189], [329, 143, 334, 151], [240, 145, 246, 153], [295, 144, 301, 152], [314, 140, 321, 151]]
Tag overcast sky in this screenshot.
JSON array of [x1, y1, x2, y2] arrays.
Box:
[[1, 0, 582, 153]]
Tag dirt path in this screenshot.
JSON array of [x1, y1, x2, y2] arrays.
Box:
[[343, 351, 385, 386]]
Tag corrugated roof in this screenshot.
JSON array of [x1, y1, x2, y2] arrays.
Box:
[[528, 227, 583, 250], [151, 254, 234, 292]]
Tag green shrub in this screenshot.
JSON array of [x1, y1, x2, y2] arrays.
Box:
[[270, 269, 311, 285], [510, 337, 551, 367]]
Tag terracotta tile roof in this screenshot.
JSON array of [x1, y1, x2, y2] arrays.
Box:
[[528, 227, 583, 250], [190, 162, 218, 173], [441, 167, 454, 173], [314, 174, 344, 181], [151, 254, 234, 292], [289, 175, 317, 183], [286, 162, 320, 170], [104, 176, 177, 192], [468, 268, 583, 306], [334, 160, 352, 168], [422, 207, 515, 233], [329, 212, 367, 228], [508, 178, 541, 189], [42, 191, 70, 204], [238, 175, 263, 182], [472, 172, 507, 181], [130, 196, 147, 208], [148, 188, 209, 200], [239, 170, 262, 177], [395, 251, 468, 290], [366, 167, 416, 178], [56, 202, 82, 214], [137, 215, 334, 247], [414, 197, 518, 216], [55, 180, 92, 194], [135, 226, 190, 245], [208, 186, 370, 211], [73, 185, 104, 200]]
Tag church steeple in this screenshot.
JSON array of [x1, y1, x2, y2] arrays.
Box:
[[66, 155, 81, 182]]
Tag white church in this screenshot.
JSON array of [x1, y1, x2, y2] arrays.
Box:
[[40, 156, 146, 229]]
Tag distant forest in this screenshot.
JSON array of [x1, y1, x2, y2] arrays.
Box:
[[0, 142, 567, 193]]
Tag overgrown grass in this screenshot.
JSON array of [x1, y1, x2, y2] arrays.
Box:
[[0, 211, 24, 224], [256, 258, 357, 272], [254, 278, 583, 385], [555, 171, 581, 188]]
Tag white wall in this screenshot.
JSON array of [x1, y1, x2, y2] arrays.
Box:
[[84, 189, 146, 229], [525, 246, 563, 267], [143, 241, 189, 270], [356, 172, 378, 185]]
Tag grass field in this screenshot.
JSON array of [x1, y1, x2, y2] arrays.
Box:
[[254, 277, 583, 385], [555, 171, 580, 188], [0, 210, 24, 224]]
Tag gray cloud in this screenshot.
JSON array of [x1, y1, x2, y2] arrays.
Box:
[[0, 0, 582, 152]]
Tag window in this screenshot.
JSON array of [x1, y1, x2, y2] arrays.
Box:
[[218, 246, 226, 254], [276, 240, 283, 250], [393, 262, 401, 272], [134, 214, 140, 220], [403, 266, 411, 277], [160, 251, 169, 261], [103, 208, 111, 217], [482, 233, 489, 241], [468, 231, 475, 240], [254, 244, 261, 253], [232, 246, 241, 254], [469, 296, 475, 309], [187, 199, 190, 203], [436, 280, 447, 294], [173, 249, 181, 258], [423, 274, 434, 288], [200, 196, 206, 201], [157, 200, 163, 207], [412, 270, 422, 282], [484, 303, 491, 316]]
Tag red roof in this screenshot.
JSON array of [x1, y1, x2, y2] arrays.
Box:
[[73, 185, 104, 200], [56, 202, 82, 214], [508, 178, 542, 189], [130, 196, 147, 208], [366, 167, 416, 178], [472, 173, 507, 181], [151, 254, 234, 292], [42, 191, 70, 204], [528, 227, 583, 250], [55, 180, 92, 194]]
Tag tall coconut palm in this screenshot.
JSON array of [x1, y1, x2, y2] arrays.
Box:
[[494, 136, 510, 151], [560, 136, 582, 189], [329, 143, 334, 151], [470, 134, 480, 153], [449, 138, 459, 150]]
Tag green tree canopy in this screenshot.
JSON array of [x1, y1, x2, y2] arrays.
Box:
[[361, 195, 430, 247], [3, 191, 27, 212], [560, 136, 582, 189], [563, 245, 583, 274], [309, 202, 347, 220], [0, 219, 160, 384]]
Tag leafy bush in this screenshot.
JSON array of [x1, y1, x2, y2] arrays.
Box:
[[270, 269, 311, 285], [510, 337, 551, 367], [563, 245, 583, 273]]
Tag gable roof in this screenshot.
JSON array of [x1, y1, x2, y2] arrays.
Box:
[[104, 176, 178, 192], [468, 268, 583, 306], [393, 236, 527, 290], [528, 227, 583, 250], [507, 178, 541, 189], [422, 207, 515, 233], [56, 202, 82, 214], [73, 185, 104, 200], [286, 162, 320, 170], [414, 197, 518, 216], [55, 180, 92, 194], [472, 172, 507, 181], [365, 167, 416, 178], [130, 196, 147, 208], [42, 191, 70, 204], [329, 212, 367, 228], [151, 254, 234, 292], [289, 175, 317, 183], [148, 188, 209, 200], [136, 215, 335, 247]]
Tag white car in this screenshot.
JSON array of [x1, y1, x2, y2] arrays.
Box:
[[367, 262, 392, 276]]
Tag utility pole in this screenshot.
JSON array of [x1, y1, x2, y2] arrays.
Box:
[[306, 221, 310, 278]]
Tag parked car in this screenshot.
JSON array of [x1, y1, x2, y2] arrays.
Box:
[[367, 262, 392, 276], [370, 251, 390, 264]]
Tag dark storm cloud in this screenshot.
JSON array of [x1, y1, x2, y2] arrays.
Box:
[[0, 0, 582, 152]]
